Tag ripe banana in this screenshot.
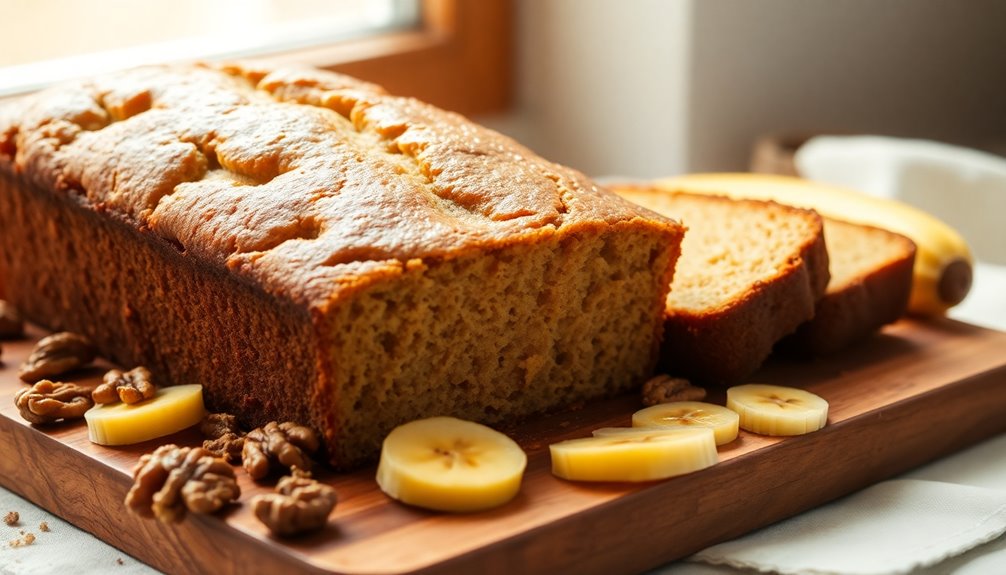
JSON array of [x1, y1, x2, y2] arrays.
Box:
[[630, 401, 740, 445], [726, 384, 828, 436], [550, 427, 717, 482], [634, 173, 973, 316], [375, 416, 527, 513], [85, 384, 204, 445]]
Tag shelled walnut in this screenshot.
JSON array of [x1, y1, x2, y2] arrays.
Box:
[[641, 374, 707, 406], [14, 380, 94, 424], [252, 468, 337, 537], [201, 413, 245, 463], [18, 332, 97, 383], [92, 367, 156, 405], [243, 421, 320, 481], [125, 444, 240, 524], [0, 300, 24, 339]]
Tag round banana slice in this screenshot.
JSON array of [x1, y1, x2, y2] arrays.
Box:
[[85, 384, 205, 446], [376, 416, 527, 513], [631, 401, 740, 445], [550, 427, 717, 482], [726, 384, 829, 436]]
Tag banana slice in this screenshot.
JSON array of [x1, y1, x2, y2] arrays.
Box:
[[631, 401, 740, 445], [726, 384, 829, 436], [376, 416, 527, 513], [85, 384, 205, 445], [550, 427, 716, 482]]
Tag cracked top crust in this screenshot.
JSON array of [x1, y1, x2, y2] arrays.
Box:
[[0, 63, 670, 307]]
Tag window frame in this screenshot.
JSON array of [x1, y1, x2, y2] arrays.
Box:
[[254, 0, 513, 116], [0, 0, 513, 116]]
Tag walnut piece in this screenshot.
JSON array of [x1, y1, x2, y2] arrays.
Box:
[[204, 433, 245, 463], [14, 380, 94, 424], [92, 367, 157, 405], [243, 421, 320, 481], [18, 332, 97, 383], [126, 444, 240, 524], [252, 468, 337, 537], [0, 300, 24, 339], [3, 511, 17, 526], [201, 413, 241, 439], [641, 374, 707, 406], [201, 413, 245, 463]]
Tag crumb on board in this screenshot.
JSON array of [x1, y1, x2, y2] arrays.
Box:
[[117, 558, 125, 566], [39, 521, 50, 532], [4, 511, 18, 526], [8, 532, 35, 547]]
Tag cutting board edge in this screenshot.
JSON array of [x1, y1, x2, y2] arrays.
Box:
[[399, 361, 1006, 575]]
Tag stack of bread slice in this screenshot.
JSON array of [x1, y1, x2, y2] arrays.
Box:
[[615, 185, 916, 384]]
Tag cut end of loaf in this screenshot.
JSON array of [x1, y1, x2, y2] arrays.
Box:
[[322, 222, 683, 468], [666, 193, 829, 314]]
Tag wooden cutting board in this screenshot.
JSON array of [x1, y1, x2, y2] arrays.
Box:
[[1, 317, 1005, 575]]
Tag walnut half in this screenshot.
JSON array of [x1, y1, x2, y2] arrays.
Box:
[[14, 380, 94, 424], [252, 468, 337, 537], [18, 332, 97, 383], [201, 413, 245, 463], [243, 421, 320, 481], [641, 374, 707, 406], [93, 367, 157, 405], [126, 445, 240, 524]]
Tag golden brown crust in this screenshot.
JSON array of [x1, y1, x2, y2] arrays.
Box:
[[0, 63, 664, 309]]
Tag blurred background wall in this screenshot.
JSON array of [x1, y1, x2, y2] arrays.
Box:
[[484, 0, 1006, 178]]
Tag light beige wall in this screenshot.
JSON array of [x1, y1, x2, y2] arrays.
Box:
[[482, 0, 693, 178], [688, 0, 1006, 171], [483, 0, 1006, 177]]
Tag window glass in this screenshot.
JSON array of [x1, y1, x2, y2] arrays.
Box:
[[0, 0, 419, 95]]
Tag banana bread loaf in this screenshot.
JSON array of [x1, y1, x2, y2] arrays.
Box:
[[0, 63, 684, 468]]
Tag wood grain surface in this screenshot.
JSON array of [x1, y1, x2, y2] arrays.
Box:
[[1, 318, 1005, 575]]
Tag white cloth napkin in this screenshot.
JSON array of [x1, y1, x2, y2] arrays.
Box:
[[690, 479, 1006, 575], [652, 433, 1006, 575], [0, 488, 157, 575]]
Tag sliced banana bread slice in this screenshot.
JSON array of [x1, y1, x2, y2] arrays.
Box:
[[615, 187, 830, 384], [787, 218, 916, 355]]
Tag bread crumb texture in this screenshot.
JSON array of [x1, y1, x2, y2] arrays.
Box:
[[665, 193, 826, 313]]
